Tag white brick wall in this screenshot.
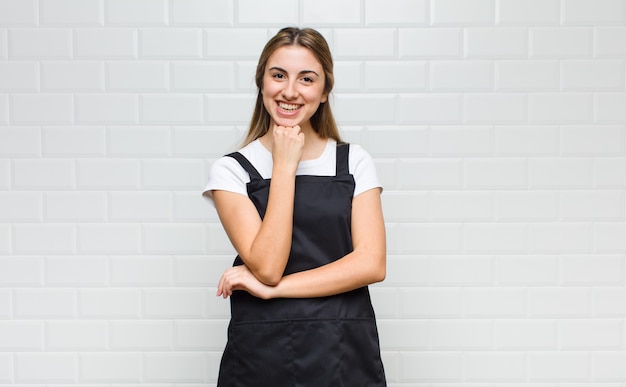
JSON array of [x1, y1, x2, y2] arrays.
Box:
[[0, 0, 625, 385]]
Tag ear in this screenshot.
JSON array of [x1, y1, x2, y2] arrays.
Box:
[[321, 93, 328, 103]]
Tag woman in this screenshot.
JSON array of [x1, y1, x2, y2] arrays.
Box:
[[203, 27, 387, 386]]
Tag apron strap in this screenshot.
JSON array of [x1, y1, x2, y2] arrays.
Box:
[[226, 152, 263, 181], [336, 143, 350, 176]]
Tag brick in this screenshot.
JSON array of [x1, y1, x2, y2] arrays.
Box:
[[205, 94, 255, 124], [204, 28, 267, 58], [140, 28, 201, 58], [562, 0, 626, 25], [0, 0, 37, 25], [42, 126, 106, 157], [399, 28, 462, 58], [401, 224, 463, 253], [431, 320, 492, 349], [495, 320, 557, 349], [0, 30, 5, 60], [400, 288, 462, 317], [465, 28, 527, 58], [76, 94, 138, 124], [399, 352, 462, 381], [595, 27, 626, 57], [143, 289, 204, 318], [463, 288, 526, 317], [74, 28, 137, 58], [106, 61, 168, 91], [561, 319, 623, 349], [144, 353, 206, 381], [381, 191, 429, 222], [171, 0, 233, 25], [465, 352, 526, 381], [495, 60, 559, 91], [464, 93, 526, 123], [399, 94, 462, 123], [8, 28, 71, 59], [430, 60, 493, 91], [370, 288, 398, 318], [365, 61, 427, 91], [432, 0, 493, 25], [595, 158, 626, 188], [595, 93, 626, 123], [0, 61, 38, 91], [0, 257, 43, 286], [496, 254, 559, 285], [594, 352, 626, 380], [109, 192, 171, 222], [464, 224, 527, 253], [171, 61, 234, 91], [530, 288, 591, 317], [398, 159, 462, 189], [12, 94, 73, 124], [175, 320, 228, 350], [78, 289, 140, 318], [0, 225, 9, 254], [0, 160, 7, 189], [497, 0, 559, 25], [528, 352, 590, 381], [377, 320, 429, 349], [365, 0, 427, 25], [562, 60, 625, 90], [106, 0, 167, 25], [365, 127, 428, 157], [110, 256, 172, 285], [495, 191, 558, 221], [0, 127, 39, 157], [141, 94, 203, 124], [430, 191, 492, 221], [79, 353, 141, 381], [384, 255, 430, 286], [172, 126, 240, 157], [529, 158, 593, 188], [0, 191, 41, 221], [46, 256, 108, 286], [110, 321, 172, 349], [301, 0, 361, 24], [44, 192, 106, 222], [0, 321, 43, 350], [561, 191, 625, 221], [46, 321, 107, 350], [206, 289, 231, 318], [494, 125, 559, 155], [335, 29, 396, 59], [108, 126, 170, 156], [593, 287, 626, 316], [40, 0, 102, 26], [14, 289, 75, 318], [464, 159, 527, 188], [13, 224, 75, 254], [237, 0, 298, 24], [333, 61, 363, 92], [15, 353, 76, 382], [141, 159, 205, 190], [142, 224, 205, 254], [530, 27, 593, 58], [530, 223, 592, 253], [174, 191, 217, 222], [206, 223, 236, 254], [76, 159, 140, 189], [332, 95, 396, 124], [78, 224, 140, 254], [594, 223, 626, 252], [562, 254, 624, 285], [174, 255, 232, 286]]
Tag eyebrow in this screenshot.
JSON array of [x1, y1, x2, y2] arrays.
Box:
[[268, 66, 319, 77]]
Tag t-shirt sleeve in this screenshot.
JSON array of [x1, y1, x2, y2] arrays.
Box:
[[349, 144, 382, 197], [202, 156, 250, 207]]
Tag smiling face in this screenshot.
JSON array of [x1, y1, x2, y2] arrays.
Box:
[[261, 45, 327, 131]]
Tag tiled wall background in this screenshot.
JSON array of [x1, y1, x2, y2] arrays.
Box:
[[0, 0, 626, 385]]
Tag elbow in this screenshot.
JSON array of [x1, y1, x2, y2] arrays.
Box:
[[368, 253, 386, 284], [255, 269, 282, 287]]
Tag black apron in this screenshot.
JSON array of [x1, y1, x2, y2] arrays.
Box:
[[217, 143, 386, 387]]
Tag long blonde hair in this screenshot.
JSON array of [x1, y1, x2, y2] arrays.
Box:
[[242, 27, 342, 146]]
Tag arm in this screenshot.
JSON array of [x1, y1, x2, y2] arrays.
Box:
[[217, 187, 386, 299]]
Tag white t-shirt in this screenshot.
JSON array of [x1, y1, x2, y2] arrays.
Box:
[[203, 139, 381, 207]]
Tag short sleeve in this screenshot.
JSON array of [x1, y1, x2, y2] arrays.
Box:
[[349, 144, 382, 197], [202, 156, 251, 207]]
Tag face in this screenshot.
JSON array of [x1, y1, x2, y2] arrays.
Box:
[[261, 45, 327, 130]]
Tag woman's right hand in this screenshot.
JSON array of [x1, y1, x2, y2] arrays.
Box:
[[271, 124, 304, 174]]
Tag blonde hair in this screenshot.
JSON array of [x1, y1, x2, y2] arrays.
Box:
[[242, 27, 342, 146]]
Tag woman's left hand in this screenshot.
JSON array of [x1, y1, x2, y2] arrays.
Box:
[[217, 265, 275, 300]]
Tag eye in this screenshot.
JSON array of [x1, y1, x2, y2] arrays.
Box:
[[301, 76, 314, 83], [271, 73, 285, 79]]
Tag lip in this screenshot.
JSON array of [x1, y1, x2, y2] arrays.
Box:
[[275, 101, 303, 117]]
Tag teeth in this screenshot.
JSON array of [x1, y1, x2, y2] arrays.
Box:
[[278, 102, 300, 111]]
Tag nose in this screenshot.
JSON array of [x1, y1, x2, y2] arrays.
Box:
[[282, 81, 298, 100]]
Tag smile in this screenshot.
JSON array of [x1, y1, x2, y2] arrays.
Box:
[[278, 102, 302, 112]]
